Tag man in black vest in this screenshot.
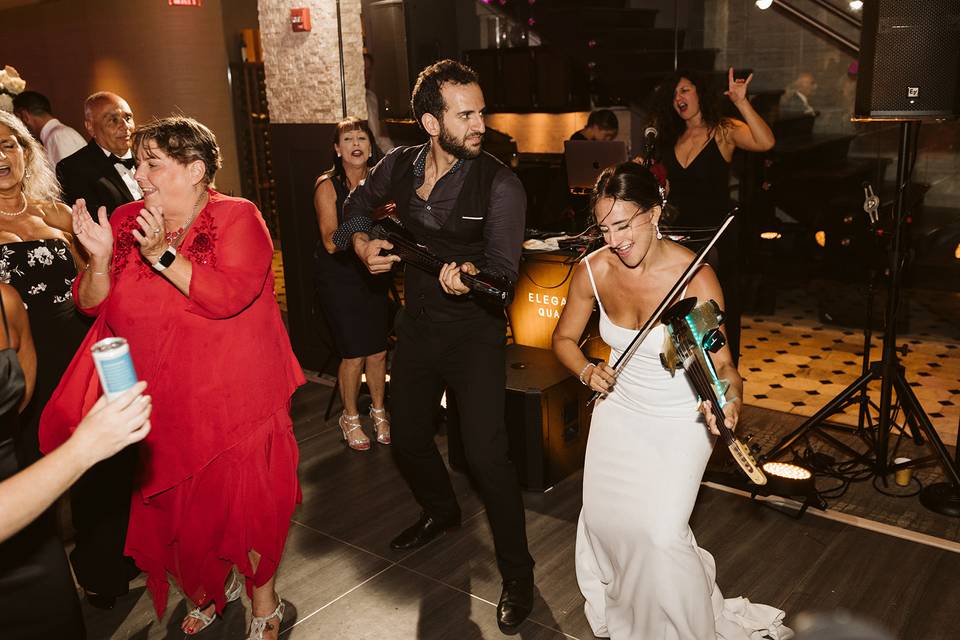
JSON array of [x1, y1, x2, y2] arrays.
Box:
[[56, 91, 141, 219], [334, 60, 535, 631]]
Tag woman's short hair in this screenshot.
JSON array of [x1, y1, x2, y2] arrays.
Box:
[[410, 59, 479, 130], [0, 110, 60, 203], [132, 116, 222, 185], [591, 161, 674, 222]]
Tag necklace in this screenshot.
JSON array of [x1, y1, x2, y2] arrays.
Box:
[[165, 190, 208, 248], [0, 194, 27, 217]]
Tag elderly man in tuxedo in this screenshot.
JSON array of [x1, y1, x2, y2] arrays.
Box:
[[56, 92, 142, 218]]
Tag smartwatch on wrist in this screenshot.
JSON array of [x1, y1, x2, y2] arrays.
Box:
[[152, 246, 177, 271]]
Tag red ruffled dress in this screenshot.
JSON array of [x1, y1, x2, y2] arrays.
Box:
[[40, 190, 306, 616]]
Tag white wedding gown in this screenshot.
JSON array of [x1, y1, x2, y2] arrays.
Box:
[[576, 254, 793, 640]]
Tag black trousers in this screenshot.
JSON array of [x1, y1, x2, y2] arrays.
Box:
[[390, 309, 534, 581], [69, 446, 137, 597]]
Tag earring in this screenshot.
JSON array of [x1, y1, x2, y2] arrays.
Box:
[[655, 223, 663, 240]]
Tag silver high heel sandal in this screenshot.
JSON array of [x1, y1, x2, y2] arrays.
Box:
[[183, 567, 243, 634], [246, 596, 285, 640], [339, 412, 370, 451], [369, 406, 391, 445]]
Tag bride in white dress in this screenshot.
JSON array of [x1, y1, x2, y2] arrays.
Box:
[[552, 162, 792, 640]]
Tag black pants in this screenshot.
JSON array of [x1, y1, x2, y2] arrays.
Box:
[[69, 446, 137, 597], [390, 309, 534, 581]]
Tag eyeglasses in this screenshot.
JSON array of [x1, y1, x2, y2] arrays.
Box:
[[596, 206, 654, 237]]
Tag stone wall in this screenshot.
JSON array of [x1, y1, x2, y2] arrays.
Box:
[[703, 0, 859, 135], [258, 0, 366, 124]]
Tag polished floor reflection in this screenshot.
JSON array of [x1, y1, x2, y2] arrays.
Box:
[[83, 382, 960, 639]]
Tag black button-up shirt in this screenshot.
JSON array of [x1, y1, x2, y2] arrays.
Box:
[[333, 144, 526, 284]]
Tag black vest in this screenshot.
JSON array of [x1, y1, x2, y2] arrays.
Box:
[[390, 147, 505, 322]]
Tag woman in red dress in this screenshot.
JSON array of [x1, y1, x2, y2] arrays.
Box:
[[39, 116, 304, 640]]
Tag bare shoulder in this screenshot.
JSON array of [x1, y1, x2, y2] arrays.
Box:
[[688, 261, 723, 303], [314, 175, 336, 201]]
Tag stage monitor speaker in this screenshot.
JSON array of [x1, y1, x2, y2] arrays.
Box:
[[503, 344, 592, 491], [855, 0, 960, 118]]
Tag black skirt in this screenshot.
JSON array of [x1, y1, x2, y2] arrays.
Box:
[[314, 246, 390, 359]]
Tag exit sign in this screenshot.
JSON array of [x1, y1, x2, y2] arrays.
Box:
[[169, 0, 203, 6]]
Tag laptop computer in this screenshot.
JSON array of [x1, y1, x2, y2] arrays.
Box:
[[564, 140, 628, 191]]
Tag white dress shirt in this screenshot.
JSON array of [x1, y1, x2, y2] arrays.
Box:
[[39, 118, 86, 167], [99, 145, 143, 200]]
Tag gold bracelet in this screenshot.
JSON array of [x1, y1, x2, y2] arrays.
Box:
[[84, 264, 109, 276]]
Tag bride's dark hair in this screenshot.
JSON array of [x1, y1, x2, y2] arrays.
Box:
[[591, 162, 676, 223]]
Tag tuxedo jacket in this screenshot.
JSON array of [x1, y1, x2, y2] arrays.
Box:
[[56, 140, 137, 218]]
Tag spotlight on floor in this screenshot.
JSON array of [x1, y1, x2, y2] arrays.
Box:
[[752, 461, 825, 517], [755, 0, 774, 9]]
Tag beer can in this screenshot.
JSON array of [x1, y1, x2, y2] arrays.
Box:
[[91, 337, 139, 399]]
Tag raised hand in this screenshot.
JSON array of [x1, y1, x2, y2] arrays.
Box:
[[71, 199, 113, 262], [724, 67, 753, 106], [131, 205, 168, 264]]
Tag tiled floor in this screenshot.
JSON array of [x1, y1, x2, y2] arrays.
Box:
[[81, 382, 960, 640], [740, 285, 960, 443]]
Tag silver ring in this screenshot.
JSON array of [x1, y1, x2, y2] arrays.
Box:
[[153, 228, 161, 235]]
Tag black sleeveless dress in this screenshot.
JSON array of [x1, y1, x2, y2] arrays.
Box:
[[2, 238, 135, 600], [314, 175, 390, 359], [663, 137, 743, 363], [0, 289, 87, 639]]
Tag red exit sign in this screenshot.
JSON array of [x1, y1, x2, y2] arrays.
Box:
[[169, 0, 203, 6]]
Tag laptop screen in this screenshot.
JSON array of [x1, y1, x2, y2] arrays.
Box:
[[564, 140, 628, 190]]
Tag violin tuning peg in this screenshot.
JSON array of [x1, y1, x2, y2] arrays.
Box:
[[702, 328, 726, 353]]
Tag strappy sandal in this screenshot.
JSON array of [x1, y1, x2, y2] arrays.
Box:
[[369, 406, 391, 445], [182, 568, 243, 634], [246, 596, 285, 640], [339, 412, 370, 451]]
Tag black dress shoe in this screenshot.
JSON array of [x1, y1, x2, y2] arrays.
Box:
[[497, 576, 534, 632], [389, 512, 459, 550]]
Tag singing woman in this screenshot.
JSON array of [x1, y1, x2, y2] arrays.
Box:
[[649, 68, 775, 363], [552, 162, 791, 639]]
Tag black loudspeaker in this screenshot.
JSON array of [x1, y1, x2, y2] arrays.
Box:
[[855, 0, 960, 118], [503, 345, 592, 491]]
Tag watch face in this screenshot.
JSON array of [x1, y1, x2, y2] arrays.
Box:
[[159, 250, 176, 267]]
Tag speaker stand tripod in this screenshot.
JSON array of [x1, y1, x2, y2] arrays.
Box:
[[760, 121, 960, 516]]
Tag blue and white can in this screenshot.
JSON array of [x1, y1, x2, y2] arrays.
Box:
[[91, 337, 139, 400]]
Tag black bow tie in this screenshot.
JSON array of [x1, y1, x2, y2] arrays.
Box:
[[111, 155, 135, 169]]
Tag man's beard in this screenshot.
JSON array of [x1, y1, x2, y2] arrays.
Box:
[[438, 123, 482, 159]]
